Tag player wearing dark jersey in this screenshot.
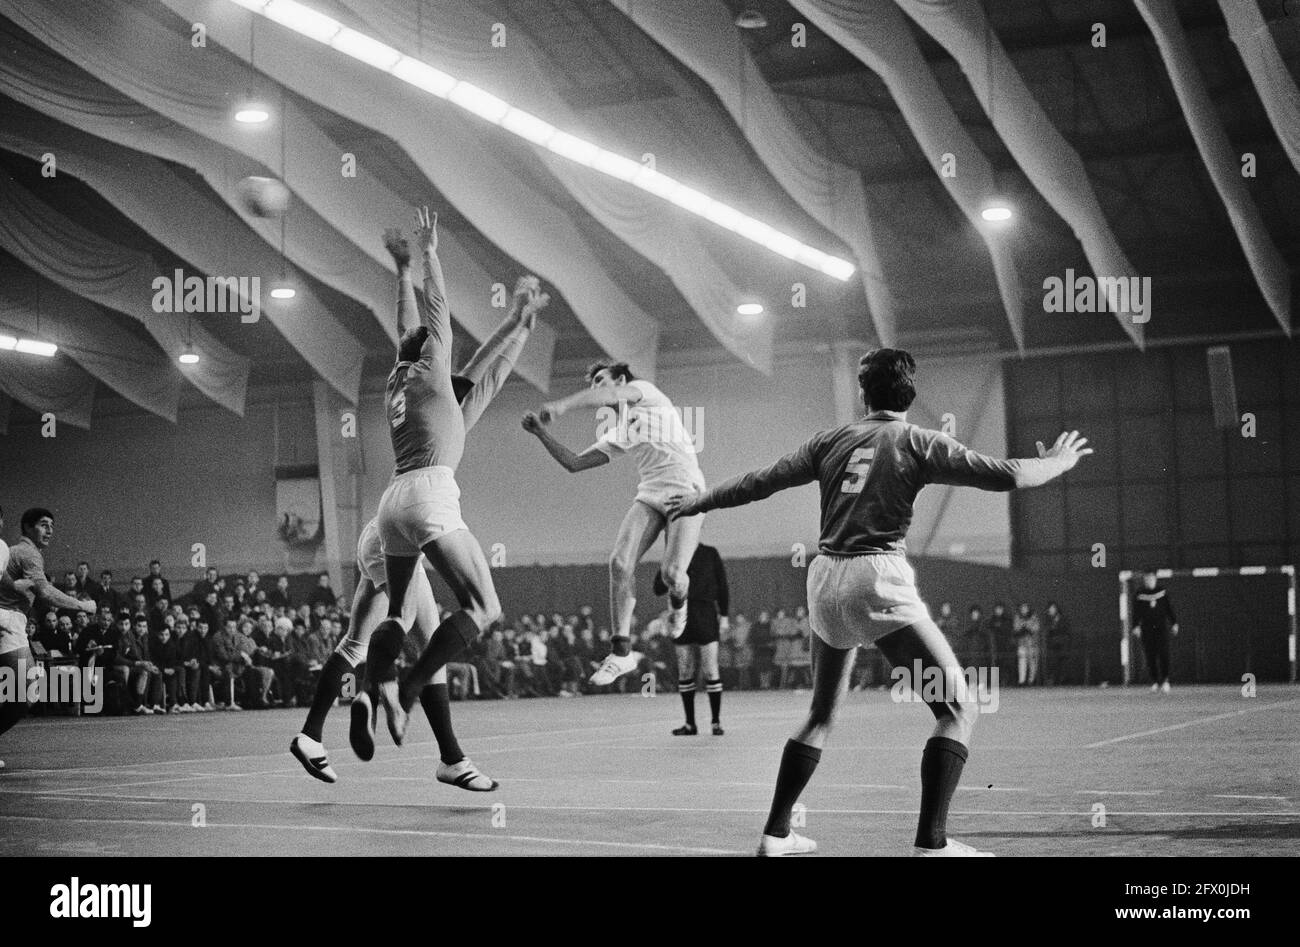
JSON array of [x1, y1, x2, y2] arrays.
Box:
[[364, 208, 514, 746], [290, 256, 548, 787], [1131, 569, 1178, 693], [1, 507, 95, 770], [667, 349, 1092, 857], [653, 543, 729, 735]]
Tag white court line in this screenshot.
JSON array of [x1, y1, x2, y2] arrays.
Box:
[[1212, 794, 1289, 802], [1082, 697, 1300, 748], [4, 792, 1296, 819], [1075, 790, 1164, 796], [0, 814, 743, 856]]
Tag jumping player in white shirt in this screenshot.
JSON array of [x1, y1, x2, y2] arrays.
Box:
[[522, 363, 705, 685], [666, 350, 1092, 857]]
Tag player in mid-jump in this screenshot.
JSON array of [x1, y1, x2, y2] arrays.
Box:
[[290, 226, 548, 789], [667, 349, 1092, 857], [521, 363, 704, 685]]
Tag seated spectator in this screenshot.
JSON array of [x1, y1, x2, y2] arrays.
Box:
[[307, 572, 336, 609], [265, 574, 293, 610], [145, 576, 168, 611], [189, 567, 221, 607], [35, 610, 67, 654], [77, 606, 114, 670], [119, 613, 164, 714], [284, 618, 325, 705], [171, 615, 204, 711], [153, 624, 182, 711], [474, 626, 513, 699], [91, 570, 122, 615], [146, 560, 173, 604], [72, 561, 93, 599]]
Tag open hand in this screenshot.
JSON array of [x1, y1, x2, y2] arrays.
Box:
[[664, 491, 701, 520], [414, 205, 438, 254], [1035, 430, 1093, 471]]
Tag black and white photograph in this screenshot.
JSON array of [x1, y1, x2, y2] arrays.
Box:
[[0, 0, 1296, 923]]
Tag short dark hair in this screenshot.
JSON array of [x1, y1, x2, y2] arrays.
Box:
[[586, 361, 634, 385], [858, 349, 917, 412], [101, 570, 112, 578], [20, 507, 54, 534]]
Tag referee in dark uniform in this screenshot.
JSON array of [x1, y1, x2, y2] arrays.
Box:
[[655, 543, 730, 735], [1132, 568, 1179, 693]]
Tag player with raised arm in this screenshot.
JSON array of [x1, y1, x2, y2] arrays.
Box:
[[0, 507, 96, 770], [356, 207, 511, 747], [290, 223, 548, 790], [665, 350, 1093, 857], [521, 363, 705, 685]]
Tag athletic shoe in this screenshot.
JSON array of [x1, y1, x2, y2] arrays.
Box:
[[349, 690, 376, 762], [228, 703, 244, 711], [152, 705, 165, 714], [589, 652, 638, 686], [912, 838, 994, 857], [0, 760, 5, 771], [436, 757, 498, 792], [290, 734, 338, 784], [1150, 683, 1159, 692], [203, 701, 216, 711], [672, 723, 697, 736], [377, 680, 408, 746], [666, 604, 688, 639], [756, 831, 817, 857], [712, 722, 724, 736], [134, 705, 152, 715], [1161, 681, 1171, 694]]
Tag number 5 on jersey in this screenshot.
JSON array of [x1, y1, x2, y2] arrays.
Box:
[[840, 447, 875, 494]]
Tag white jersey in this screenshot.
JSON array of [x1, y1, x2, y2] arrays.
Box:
[[594, 380, 702, 491], [0, 538, 9, 578]]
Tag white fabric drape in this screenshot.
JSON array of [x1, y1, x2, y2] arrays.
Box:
[[1218, 1, 1300, 181], [0, 341, 96, 429], [1135, 0, 1290, 333], [0, 257, 182, 422], [889, 0, 1143, 346], [338, 0, 777, 368], [0, 141, 251, 416], [785, 0, 1029, 348], [146, 0, 660, 377], [0, 13, 555, 392], [605, 0, 899, 345], [0, 0, 367, 403]]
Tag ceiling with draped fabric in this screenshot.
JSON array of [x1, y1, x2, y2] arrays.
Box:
[[0, 0, 1295, 428]]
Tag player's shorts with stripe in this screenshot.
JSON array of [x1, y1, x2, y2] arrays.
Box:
[[806, 553, 931, 649], [635, 469, 707, 518], [376, 466, 468, 557]]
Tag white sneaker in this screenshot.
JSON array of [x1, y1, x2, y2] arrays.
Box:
[[152, 705, 165, 714], [666, 604, 688, 639], [1161, 681, 1171, 694], [756, 831, 817, 857], [203, 701, 216, 711], [436, 757, 499, 792], [913, 838, 994, 857], [588, 652, 639, 686], [290, 734, 338, 784], [135, 705, 153, 715], [1150, 683, 1160, 692]]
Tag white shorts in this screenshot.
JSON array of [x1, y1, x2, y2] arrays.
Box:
[[0, 607, 29, 656], [806, 554, 931, 649], [635, 469, 706, 518], [356, 518, 386, 587], [376, 466, 468, 558]]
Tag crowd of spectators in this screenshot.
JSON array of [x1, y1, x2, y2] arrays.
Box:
[[24, 560, 1079, 716]]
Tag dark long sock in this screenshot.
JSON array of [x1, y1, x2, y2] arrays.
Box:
[[401, 610, 480, 707], [678, 681, 696, 727], [301, 652, 354, 741], [915, 736, 969, 849], [610, 635, 631, 658], [420, 683, 464, 764], [705, 677, 722, 723], [762, 739, 821, 838]]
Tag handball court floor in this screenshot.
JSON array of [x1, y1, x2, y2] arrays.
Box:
[[0, 685, 1296, 857]]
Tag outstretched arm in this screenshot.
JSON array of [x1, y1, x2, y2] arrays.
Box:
[[667, 446, 817, 518], [538, 381, 642, 423], [414, 206, 453, 368], [383, 228, 420, 340], [521, 413, 609, 473], [459, 278, 550, 430]]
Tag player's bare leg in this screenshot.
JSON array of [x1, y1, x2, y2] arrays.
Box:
[[591, 501, 663, 685], [757, 634, 855, 856], [875, 620, 987, 857], [660, 508, 702, 639]]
